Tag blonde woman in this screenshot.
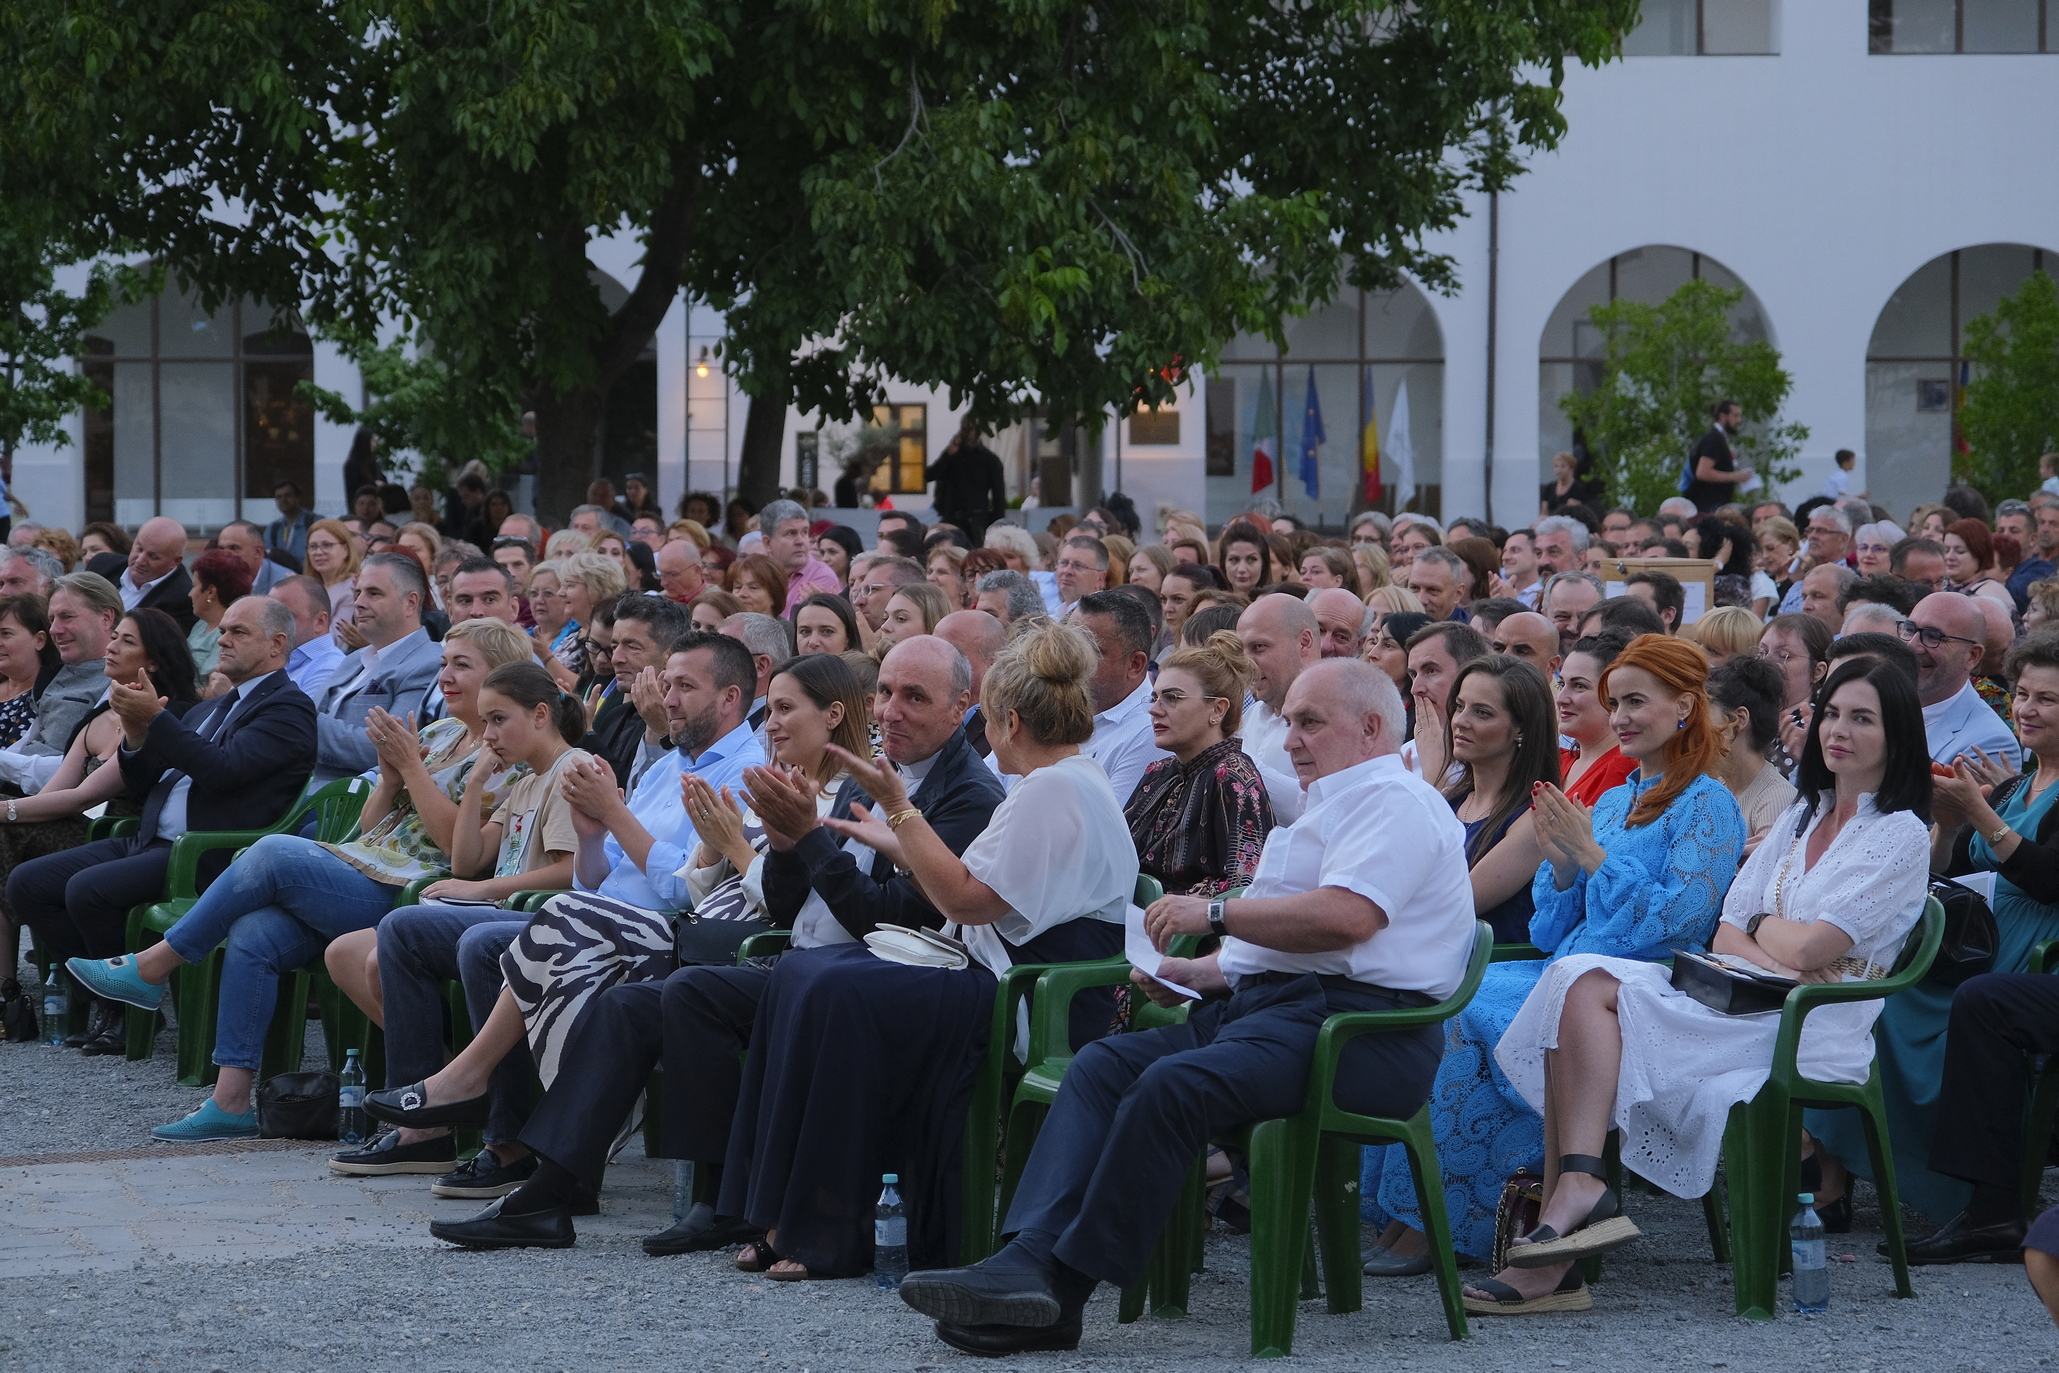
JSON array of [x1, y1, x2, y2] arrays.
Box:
[[545, 528, 595, 562], [1681, 605, 1764, 662], [304, 517, 363, 641], [1101, 534, 1136, 587], [876, 581, 952, 655], [1127, 544, 1175, 593], [542, 550, 628, 688], [927, 544, 973, 609], [1366, 583, 1424, 626], [982, 522, 1042, 573]]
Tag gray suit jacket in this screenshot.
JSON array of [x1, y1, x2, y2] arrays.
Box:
[[310, 627, 444, 784], [21, 659, 108, 757]]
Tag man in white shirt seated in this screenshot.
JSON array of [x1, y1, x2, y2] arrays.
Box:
[[1235, 593, 1318, 823], [1904, 592, 2022, 770], [900, 659, 1474, 1355], [986, 592, 1166, 804]]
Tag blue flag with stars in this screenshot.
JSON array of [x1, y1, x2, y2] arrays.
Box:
[[1297, 366, 1324, 500]]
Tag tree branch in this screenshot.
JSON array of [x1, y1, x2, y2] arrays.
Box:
[[872, 58, 927, 192], [595, 146, 705, 384]]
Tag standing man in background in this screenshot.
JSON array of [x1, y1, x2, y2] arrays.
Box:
[[1685, 398, 1750, 513], [927, 418, 1008, 543]]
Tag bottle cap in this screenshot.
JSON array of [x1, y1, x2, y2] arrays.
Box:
[[882, 1173, 899, 1185], [1797, 1192, 1814, 1204]]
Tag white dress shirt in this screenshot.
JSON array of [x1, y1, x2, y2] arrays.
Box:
[[1236, 700, 1304, 824], [120, 567, 173, 612], [985, 676, 1168, 807], [1215, 753, 1475, 998], [147, 677, 265, 840]]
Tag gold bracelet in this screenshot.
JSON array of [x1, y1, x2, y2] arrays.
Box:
[[885, 806, 924, 830], [1988, 822, 2013, 845]]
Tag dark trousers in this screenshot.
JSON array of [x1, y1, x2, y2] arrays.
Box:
[[377, 905, 533, 1147], [12, 837, 173, 969], [1003, 972, 1443, 1291], [1929, 971, 2059, 1191], [522, 961, 771, 1190]]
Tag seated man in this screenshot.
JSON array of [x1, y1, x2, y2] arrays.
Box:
[[1908, 970, 2059, 1264], [897, 658, 1475, 1356], [310, 552, 445, 785], [583, 592, 687, 788], [345, 631, 764, 1193], [424, 635, 1003, 1250]]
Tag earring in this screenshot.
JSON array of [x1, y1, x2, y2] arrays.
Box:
[[1675, 717, 1687, 730]]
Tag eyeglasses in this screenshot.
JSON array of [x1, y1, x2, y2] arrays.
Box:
[[1149, 688, 1221, 708], [1896, 619, 1981, 650], [1854, 542, 1892, 555]]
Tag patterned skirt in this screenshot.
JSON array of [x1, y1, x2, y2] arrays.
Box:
[[500, 891, 674, 1088]]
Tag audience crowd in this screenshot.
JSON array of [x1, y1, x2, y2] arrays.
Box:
[[13, 452, 2059, 1346]]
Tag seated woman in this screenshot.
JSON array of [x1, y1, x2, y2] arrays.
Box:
[[72, 656, 583, 1141], [1, 607, 195, 1050], [1465, 657, 1930, 1314], [186, 548, 253, 679], [1808, 633, 2059, 1229], [0, 592, 57, 753], [1361, 635, 1744, 1277], [1758, 611, 1832, 764], [1556, 629, 1639, 804], [720, 619, 1136, 1279], [1438, 655, 1560, 945], [1706, 655, 1797, 851], [794, 593, 861, 656], [363, 654, 869, 1175], [876, 581, 952, 657], [1124, 631, 1273, 898]]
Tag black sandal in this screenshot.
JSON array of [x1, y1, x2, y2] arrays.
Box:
[[1504, 1154, 1641, 1268], [1800, 1154, 1853, 1233], [732, 1237, 779, 1272], [1462, 1266, 1592, 1315]]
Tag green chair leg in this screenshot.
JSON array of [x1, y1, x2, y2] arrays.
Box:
[[2022, 1057, 2059, 1211], [1852, 1083, 1916, 1300], [175, 952, 223, 1087], [1246, 1115, 1321, 1358], [1149, 1155, 1206, 1318], [643, 1071, 665, 1158], [1702, 1179, 1731, 1264], [259, 968, 311, 1081], [1393, 1109, 1468, 1340], [1724, 1089, 1798, 1321], [1312, 1135, 1363, 1315]]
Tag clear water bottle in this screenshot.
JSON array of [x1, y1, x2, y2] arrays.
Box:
[[338, 1049, 367, 1144], [40, 968, 67, 1046], [874, 1173, 908, 1290], [1791, 1192, 1828, 1313], [672, 1159, 695, 1223]]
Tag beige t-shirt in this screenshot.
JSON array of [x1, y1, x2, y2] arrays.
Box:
[[488, 749, 589, 878]]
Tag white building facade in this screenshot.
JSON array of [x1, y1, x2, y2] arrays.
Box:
[[14, 0, 2057, 534]]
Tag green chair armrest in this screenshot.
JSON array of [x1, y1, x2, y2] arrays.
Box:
[[1024, 957, 1135, 1066], [736, 929, 793, 960], [1491, 942, 1545, 963], [396, 877, 436, 906], [1768, 897, 1943, 1082], [1305, 923, 1492, 1110], [88, 815, 139, 842], [501, 888, 570, 913], [161, 777, 374, 901], [164, 828, 274, 900], [2034, 939, 2059, 977]]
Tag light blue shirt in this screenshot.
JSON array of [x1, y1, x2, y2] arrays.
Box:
[[582, 719, 764, 912], [288, 635, 346, 700]]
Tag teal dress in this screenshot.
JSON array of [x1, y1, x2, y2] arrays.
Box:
[[1808, 774, 2059, 1220]]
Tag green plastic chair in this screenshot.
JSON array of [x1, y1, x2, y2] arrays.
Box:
[[1235, 920, 1493, 1355], [1717, 895, 1944, 1320], [2020, 939, 2059, 1209], [122, 777, 372, 1076]]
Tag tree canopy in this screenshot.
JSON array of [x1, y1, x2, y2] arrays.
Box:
[[1958, 269, 2059, 502], [2, 0, 1641, 516]]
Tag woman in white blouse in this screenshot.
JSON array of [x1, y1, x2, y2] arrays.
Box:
[[717, 619, 1137, 1281], [1462, 656, 1932, 1315]]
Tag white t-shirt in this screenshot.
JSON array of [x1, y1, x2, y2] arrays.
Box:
[[954, 753, 1136, 979], [1215, 753, 1475, 997]]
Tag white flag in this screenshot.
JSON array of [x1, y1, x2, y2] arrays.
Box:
[[1386, 380, 1415, 510]]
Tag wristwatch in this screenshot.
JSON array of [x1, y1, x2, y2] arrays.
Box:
[[1745, 912, 1770, 940], [1207, 899, 1229, 939]]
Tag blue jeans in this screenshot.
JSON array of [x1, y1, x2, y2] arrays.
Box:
[[164, 833, 399, 1072], [377, 905, 534, 1146]]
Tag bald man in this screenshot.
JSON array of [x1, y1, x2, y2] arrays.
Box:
[[935, 609, 1007, 759], [1488, 611, 1561, 679], [122, 515, 198, 632], [1307, 588, 1371, 660], [1906, 592, 2020, 770], [657, 539, 706, 605], [1236, 593, 1320, 823]]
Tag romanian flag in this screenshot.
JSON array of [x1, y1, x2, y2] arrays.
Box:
[[1360, 368, 1381, 506], [1250, 376, 1278, 495]]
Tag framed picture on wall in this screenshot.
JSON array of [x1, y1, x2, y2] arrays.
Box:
[[1916, 379, 1951, 413]]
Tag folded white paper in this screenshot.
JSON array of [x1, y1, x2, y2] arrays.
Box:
[[1951, 871, 2000, 903], [1124, 903, 1201, 1000]]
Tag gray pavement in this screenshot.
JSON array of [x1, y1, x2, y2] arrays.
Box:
[[4, 949, 2054, 1369]]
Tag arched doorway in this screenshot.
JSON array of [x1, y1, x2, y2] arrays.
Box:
[[1538, 245, 1773, 503], [1865, 244, 2058, 518], [1205, 279, 1445, 527], [80, 284, 313, 530]]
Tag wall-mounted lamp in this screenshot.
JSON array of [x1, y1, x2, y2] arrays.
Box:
[[695, 346, 710, 379]]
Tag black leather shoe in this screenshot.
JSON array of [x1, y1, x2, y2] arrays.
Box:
[[63, 1001, 108, 1049], [79, 1023, 126, 1056], [642, 1202, 759, 1256], [431, 1149, 536, 1199], [366, 1080, 492, 1129], [899, 1262, 1063, 1329], [934, 1316, 1083, 1357], [428, 1196, 575, 1250], [1898, 1211, 2030, 1265]]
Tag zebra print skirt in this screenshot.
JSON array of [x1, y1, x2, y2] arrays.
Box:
[[500, 891, 674, 1088]]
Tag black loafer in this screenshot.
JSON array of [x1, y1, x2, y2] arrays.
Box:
[[431, 1149, 537, 1199], [365, 1080, 492, 1129], [330, 1130, 459, 1176], [429, 1197, 575, 1250], [79, 1024, 126, 1057], [899, 1263, 1063, 1329], [642, 1202, 759, 1256], [1897, 1211, 2030, 1265], [934, 1316, 1083, 1357]]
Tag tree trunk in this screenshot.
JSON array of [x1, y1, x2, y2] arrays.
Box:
[[735, 377, 790, 512], [531, 385, 607, 526]]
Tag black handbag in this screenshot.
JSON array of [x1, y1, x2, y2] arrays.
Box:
[[1926, 874, 1999, 987], [1670, 950, 1796, 1016], [256, 1070, 341, 1139], [1, 978, 38, 1042]]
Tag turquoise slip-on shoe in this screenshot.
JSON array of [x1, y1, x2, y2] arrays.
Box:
[[65, 955, 165, 1011], [152, 1099, 259, 1142]]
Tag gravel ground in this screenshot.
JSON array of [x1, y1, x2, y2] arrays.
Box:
[[7, 949, 2056, 1369]]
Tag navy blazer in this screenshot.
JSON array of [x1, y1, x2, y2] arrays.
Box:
[[120, 669, 317, 882], [134, 563, 198, 634], [760, 727, 1005, 938]]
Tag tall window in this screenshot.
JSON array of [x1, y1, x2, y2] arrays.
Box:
[[1871, 0, 2056, 51], [80, 287, 314, 529], [869, 403, 928, 495], [1623, 0, 1779, 54]]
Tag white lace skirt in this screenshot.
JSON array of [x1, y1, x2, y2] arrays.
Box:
[[1492, 954, 1884, 1199]]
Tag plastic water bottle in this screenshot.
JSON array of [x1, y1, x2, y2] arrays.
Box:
[[338, 1050, 367, 1144], [671, 1159, 695, 1223], [874, 1174, 909, 1289], [40, 968, 67, 1046], [1791, 1192, 1828, 1312]]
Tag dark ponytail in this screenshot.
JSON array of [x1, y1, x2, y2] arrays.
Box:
[[482, 661, 588, 744]]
